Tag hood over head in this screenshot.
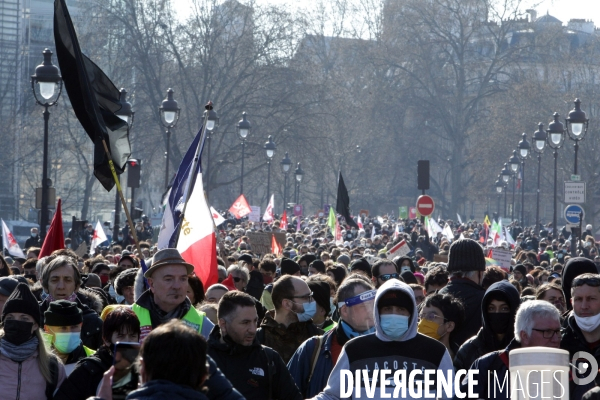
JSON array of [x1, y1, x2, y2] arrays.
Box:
[[480, 280, 520, 349], [562, 257, 597, 310], [394, 256, 416, 273], [374, 279, 418, 342]]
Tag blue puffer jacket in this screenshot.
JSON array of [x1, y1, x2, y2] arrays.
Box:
[[287, 324, 350, 397]]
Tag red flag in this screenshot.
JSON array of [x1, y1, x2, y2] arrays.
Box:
[[229, 194, 251, 219], [221, 274, 236, 291], [281, 210, 288, 230], [271, 234, 282, 255], [39, 199, 65, 258]]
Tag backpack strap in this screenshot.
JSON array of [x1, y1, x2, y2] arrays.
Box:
[[306, 335, 324, 394], [45, 356, 59, 399]]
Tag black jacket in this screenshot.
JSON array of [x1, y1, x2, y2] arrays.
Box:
[[561, 311, 600, 400], [54, 345, 139, 400], [40, 294, 103, 350], [246, 269, 265, 301], [207, 326, 302, 400], [438, 277, 485, 346], [453, 280, 520, 370], [25, 235, 41, 249]]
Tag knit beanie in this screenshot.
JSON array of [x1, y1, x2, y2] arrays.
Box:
[[513, 264, 527, 276], [280, 258, 300, 276], [44, 300, 83, 326], [2, 283, 41, 324], [447, 239, 486, 272], [336, 254, 351, 266], [562, 257, 598, 310], [115, 268, 138, 295], [308, 281, 330, 314]]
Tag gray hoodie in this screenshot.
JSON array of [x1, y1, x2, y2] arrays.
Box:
[[311, 279, 454, 400]]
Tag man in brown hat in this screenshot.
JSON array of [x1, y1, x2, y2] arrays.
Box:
[[132, 248, 214, 341]]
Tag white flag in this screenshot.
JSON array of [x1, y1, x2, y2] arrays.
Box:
[[504, 227, 515, 247], [459, 233, 466, 240], [90, 220, 108, 255], [442, 223, 454, 241], [457, 213, 463, 224], [1, 220, 25, 258], [210, 206, 226, 226], [263, 195, 274, 222], [429, 217, 443, 234]]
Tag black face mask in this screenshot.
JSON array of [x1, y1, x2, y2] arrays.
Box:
[[3, 320, 34, 345], [487, 313, 513, 335]]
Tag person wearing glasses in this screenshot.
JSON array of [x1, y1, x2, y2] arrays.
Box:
[[371, 259, 400, 288], [256, 275, 323, 363], [417, 293, 465, 358], [459, 300, 561, 400], [226, 265, 249, 292], [454, 280, 520, 371], [288, 276, 375, 397], [561, 273, 600, 400]]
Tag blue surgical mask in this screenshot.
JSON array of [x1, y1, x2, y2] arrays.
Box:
[[52, 332, 81, 354], [296, 301, 317, 322], [380, 314, 409, 340]]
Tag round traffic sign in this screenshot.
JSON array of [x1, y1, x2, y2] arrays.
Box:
[[564, 204, 585, 224], [416, 195, 435, 217]]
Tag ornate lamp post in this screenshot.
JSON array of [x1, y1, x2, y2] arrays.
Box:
[[547, 113, 565, 240], [159, 88, 180, 189], [533, 123, 547, 234], [517, 133, 530, 224], [237, 112, 251, 195], [264, 136, 276, 200]]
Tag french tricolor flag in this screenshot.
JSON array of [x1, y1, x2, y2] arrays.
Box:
[[176, 169, 219, 288]]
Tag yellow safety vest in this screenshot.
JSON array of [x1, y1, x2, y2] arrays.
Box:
[[83, 346, 94, 356], [323, 320, 337, 332], [132, 303, 205, 341]]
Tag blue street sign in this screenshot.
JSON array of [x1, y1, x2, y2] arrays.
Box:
[[564, 204, 585, 224]]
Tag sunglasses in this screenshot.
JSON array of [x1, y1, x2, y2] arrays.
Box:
[[572, 277, 600, 287], [379, 273, 400, 282], [233, 277, 246, 283]]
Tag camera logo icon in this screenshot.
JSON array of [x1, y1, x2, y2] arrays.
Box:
[[572, 352, 598, 386]]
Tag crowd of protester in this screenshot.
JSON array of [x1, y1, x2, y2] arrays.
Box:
[[1, 215, 600, 399]]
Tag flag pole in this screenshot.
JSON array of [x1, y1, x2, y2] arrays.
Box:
[[100, 139, 143, 258], [174, 101, 213, 247]]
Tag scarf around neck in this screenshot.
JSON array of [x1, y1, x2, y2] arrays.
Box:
[[1, 336, 39, 362], [46, 292, 78, 303]]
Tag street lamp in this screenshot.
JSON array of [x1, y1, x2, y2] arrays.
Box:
[[159, 88, 180, 189], [495, 179, 503, 219], [113, 89, 134, 241], [294, 162, 304, 204], [508, 151, 520, 222], [565, 98, 589, 175], [203, 106, 219, 200], [31, 48, 62, 238], [264, 136, 276, 200], [237, 112, 251, 195], [281, 152, 292, 213], [518, 133, 530, 225], [500, 163, 511, 218], [533, 123, 547, 234], [547, 112, 565, 239]]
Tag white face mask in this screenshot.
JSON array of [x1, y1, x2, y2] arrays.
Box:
[[575, 313, 600, 332]]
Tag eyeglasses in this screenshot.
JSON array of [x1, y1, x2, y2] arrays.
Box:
[[291, 292, 313, 301], [531, 328, 561, 339], [232, 277, 247, 283], [418, 312, 447, 322], [379, 273, 400, 282], [572, 277, 600, 288]]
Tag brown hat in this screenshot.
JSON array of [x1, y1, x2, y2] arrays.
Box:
[[143, 248, 194, 278]]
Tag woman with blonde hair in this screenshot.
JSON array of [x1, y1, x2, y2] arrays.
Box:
[[0, 283, 66, 398]]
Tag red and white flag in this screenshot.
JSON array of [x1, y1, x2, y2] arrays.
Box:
[[263, 195, 274, 222], [357, 215, 363, 229], [281, 211, 288, 230], [229, 195, 251, 219], [1, 219, 24, 258], [210, 206, 226, 226], [271, 234, 282, 255], [90, 220, 108, 255], [177, 172, 219, 288]]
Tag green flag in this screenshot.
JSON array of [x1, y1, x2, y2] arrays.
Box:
[[327, 207, 336, 235]]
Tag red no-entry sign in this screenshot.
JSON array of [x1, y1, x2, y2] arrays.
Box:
[[416, 195, 435, 217]]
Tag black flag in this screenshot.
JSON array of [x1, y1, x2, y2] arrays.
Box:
[[336, 172, 359, 229], [54, 0, 131, 191]]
